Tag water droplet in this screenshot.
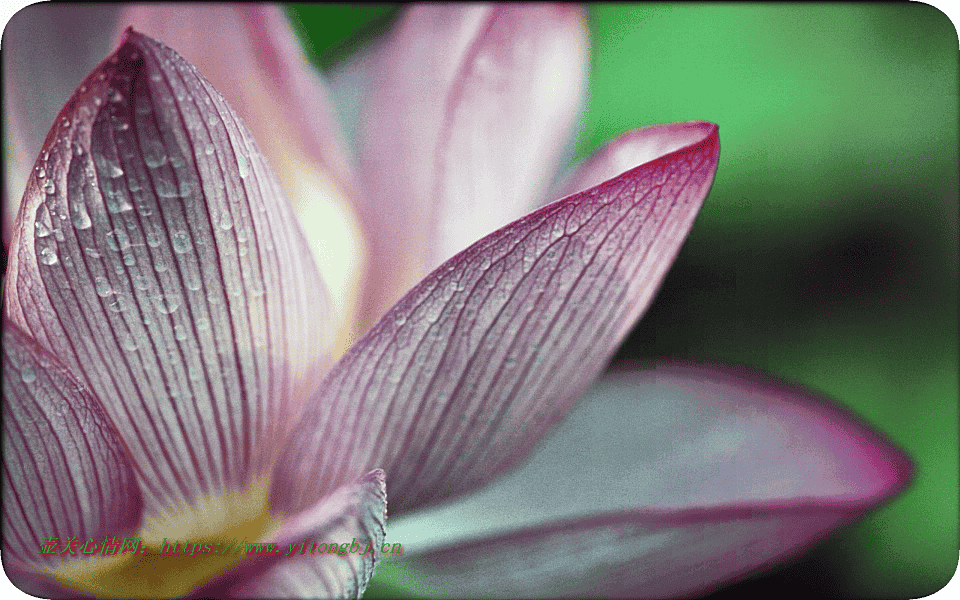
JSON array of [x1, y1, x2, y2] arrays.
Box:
[[106, 295, 128, 313], [110, 89, 124, 103], [43, 180, 56, 195], [143, 143, 168, 168], [71, 202, 92, 229], [173, 324, 188, 341], [394, 313, 407, 327], [36, 167, 46, 178], [153, 294, 181, 314], [39, 247, 58, 265], [85, 247, 102, 259], [236, 153, 249, 179], [154, 257, 168, 272], [95, 276, 112, 297], [185, 271, 202, 291], [146, 231, 162, 248], [204, 144, 215, 156], [72, 141, 84, 156], [35, 220, 52, 238], [121, 333, 138, 351], [133, 274, 150, 290], [106, 229, 131, 251], [20, 365, 36, 383], [218, 212, 233, 230], [123, 254, 136, 267], [156, 179, 178, 198]]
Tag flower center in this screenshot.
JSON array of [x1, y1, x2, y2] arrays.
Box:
[[43, 478, 280, 598]]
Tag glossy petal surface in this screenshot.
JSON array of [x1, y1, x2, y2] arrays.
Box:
[[356, 4, 588, 329], [272, 123, 719, 514], [2, 323, 142, 570], [383, 364, 913, 598], [226, 470, 386, 600], [3, 30, 333, 516]]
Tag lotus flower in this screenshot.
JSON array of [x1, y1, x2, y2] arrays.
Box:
[[2, 4, 913, 599]]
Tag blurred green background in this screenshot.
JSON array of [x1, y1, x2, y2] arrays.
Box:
[[286, 4, 958, 598]]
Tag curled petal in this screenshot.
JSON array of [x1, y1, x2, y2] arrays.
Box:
[[382, 364, 913, 598], [356, 4, 589, 330], [271, 123, 720, 514], [3, 30, 333, 517], [2, 322, 142, 572], [115, 5, 367, 343], [215, 470, 386, 600]]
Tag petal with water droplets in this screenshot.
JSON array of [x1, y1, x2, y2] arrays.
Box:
[[3, 29, 334, 519], [271, 122, 720, 514], [2, 322, 143, 573]]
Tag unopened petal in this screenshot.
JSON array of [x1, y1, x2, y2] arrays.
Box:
[[210, 470, 386, 600], [271, 123, 719, 514], [2, 322, 142, 572], [381, 363, 913, 598], [3, 30, 334, 518], [115, 5, 366, 344], [356, 4, 588, 330]]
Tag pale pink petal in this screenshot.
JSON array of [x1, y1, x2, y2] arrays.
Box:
[[381, 364, 913, 598], [198, 470, 386, 600], [356, 4, 589, 331], [2, 4, 121, 246], [115, 5, 367, 343], [3, 30, 333, 517], [2, 322, 143, 572], [271, 123, 720, 515]]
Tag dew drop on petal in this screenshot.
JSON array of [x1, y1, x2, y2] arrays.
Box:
[[38, 247, 58, 265], [106, 229, 131, 251], [71, 203, 92, 230], [121, 332, 138, 351], [95, 277, 112, 297], [153, 294, 181, 314], [236, 153, 249, 179], [20, 365, 36, 383], [171, 231, 192, 254], [146, 231, 162, 248]]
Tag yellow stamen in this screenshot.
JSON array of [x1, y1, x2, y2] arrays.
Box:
[[45, 479, 280, 599]]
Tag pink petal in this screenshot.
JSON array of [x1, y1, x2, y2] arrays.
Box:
[[115, 6, 367, 342], [3, 30, 333, 516], [382, 363, 913, 598], [2, 322, 143, 572], [2, 4, 121, 247], [355, 4, 589, 331], [200, 470, 386, 600], [271, 122, 720, 515], [557, 122, 723, 198]]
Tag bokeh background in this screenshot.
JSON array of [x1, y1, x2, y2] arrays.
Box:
[[283, 4, 958, 598]]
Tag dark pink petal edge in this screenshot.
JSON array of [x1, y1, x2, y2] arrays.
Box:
[[379, 362, 913, 598], [271, 122, 720, 515]]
